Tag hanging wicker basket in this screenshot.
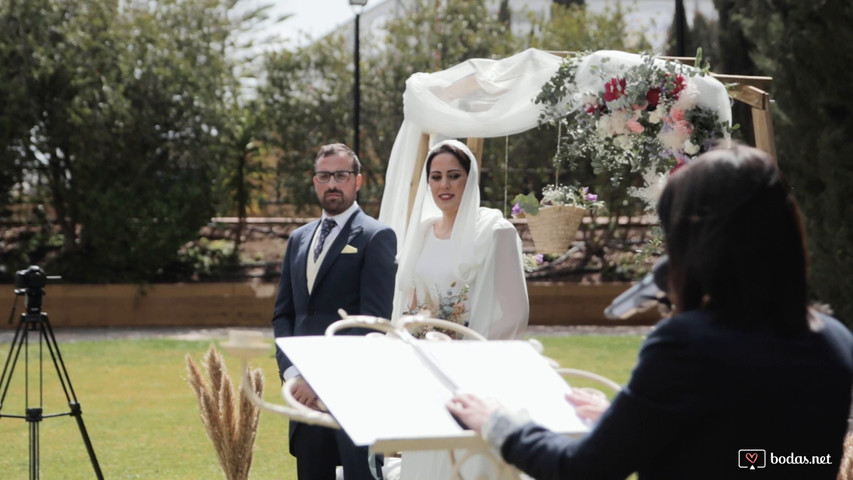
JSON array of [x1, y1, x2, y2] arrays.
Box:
[[525, 205, 586, 254]]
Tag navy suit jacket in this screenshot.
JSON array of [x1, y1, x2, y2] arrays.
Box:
[[272, 208, 397, 377], [501, 310, 853, 480]]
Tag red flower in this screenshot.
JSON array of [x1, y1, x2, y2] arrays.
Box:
[[646, 88, 661, 107], [670, 74, 686, 99], [669, 156, 687, 175], [603, 78, 626, 102]]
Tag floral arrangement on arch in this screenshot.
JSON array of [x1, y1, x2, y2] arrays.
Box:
[[535, 50, 735, 206], [404, 282, 470, 339]]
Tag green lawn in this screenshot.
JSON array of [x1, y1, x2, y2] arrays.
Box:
[[0, 334, 644, 479]]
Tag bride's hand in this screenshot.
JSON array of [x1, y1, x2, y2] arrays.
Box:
[[566, 388, 610, 424]]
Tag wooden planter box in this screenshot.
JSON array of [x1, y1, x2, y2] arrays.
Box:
[[527, 282, 660, 326], [0, 281, 660, 330]]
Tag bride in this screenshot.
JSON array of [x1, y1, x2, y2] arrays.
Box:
[[393, 139, 529, 479]]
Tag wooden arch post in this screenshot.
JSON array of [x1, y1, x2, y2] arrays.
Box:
[[715, 74, 776, 160]]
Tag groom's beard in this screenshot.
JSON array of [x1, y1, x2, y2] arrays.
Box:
[[319, 187, 355, 215]]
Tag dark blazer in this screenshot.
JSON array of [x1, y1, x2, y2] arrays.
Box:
[[272, 208, 396, 478], [501, 310, 853, 480], [272, 207, 397, 376]]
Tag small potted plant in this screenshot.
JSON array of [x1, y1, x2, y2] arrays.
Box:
[[512, 185, 606, 254]]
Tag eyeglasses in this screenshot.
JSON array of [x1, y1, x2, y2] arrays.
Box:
[[314, 170, 356, 183]]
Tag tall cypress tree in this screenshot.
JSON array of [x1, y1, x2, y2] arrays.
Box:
[[715, 0, 853, 327]]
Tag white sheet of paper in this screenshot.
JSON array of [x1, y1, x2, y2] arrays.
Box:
[[275, 336, 589, 449], [422, 340, 588, 435]]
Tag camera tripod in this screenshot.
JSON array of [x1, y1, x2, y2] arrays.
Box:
[[0, 267, 103, 479]]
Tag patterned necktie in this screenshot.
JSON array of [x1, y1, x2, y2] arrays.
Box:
[[313, 218, 337, 261]]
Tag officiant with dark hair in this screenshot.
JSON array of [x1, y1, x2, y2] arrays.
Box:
[[448, 144, 853, 479]]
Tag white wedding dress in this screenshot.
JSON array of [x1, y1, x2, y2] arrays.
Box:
[[387, 140, 530, 480], [407, 231, 467, 324], [399, 228, 527, 480], [396, 216, 529, 341]]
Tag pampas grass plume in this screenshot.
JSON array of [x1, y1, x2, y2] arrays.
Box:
[[186, 344, 265, 480]]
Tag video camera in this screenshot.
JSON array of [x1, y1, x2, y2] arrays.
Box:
[[15, 265, 48, 291], [12, 265, 60, 317]]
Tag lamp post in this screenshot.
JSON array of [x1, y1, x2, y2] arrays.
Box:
[[674, 0, 686, 57], [349, 0, 368, 158]]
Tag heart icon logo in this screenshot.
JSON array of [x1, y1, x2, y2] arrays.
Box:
[[745, 452, 758, 464]]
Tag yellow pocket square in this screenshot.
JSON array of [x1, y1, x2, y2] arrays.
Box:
[[341, 245, 358, 254]]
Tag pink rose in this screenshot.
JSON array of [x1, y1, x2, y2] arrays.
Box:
[[627, 118, 645, 134], [674, 120, 693, 136]]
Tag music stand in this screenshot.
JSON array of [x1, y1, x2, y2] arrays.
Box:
[[0, 266, 103, 479]]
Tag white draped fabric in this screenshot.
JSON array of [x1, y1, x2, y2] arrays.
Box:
[[378, 48, 565, 249], [378, 48, 732, 250]]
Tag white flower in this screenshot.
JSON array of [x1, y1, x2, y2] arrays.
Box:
[[673, 81, 699, 111], [659, 128, 690, 152], [648, 109, 664, 124], [614, 134, 633, 150], [627, 169, 668, 212], [683, 140, 700, 155], [581, 93, 599, 109], [597, 115, 614, 136]]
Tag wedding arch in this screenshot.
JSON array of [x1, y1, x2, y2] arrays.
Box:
[[378, 48, 776, 250]]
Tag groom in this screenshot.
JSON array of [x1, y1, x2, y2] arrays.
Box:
[[272, 143, 397, 480]]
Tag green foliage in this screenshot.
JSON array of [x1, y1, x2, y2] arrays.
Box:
[[0, 0, 258, 282], [171, 238, 241, 281], [601, 232, 664, 282], [661, 4, 722, 79], [717, 0, 853, 327], [1, 0, 658, 282], [361, 0, 523, 215], [257, 35, 353, 214], [512, 192, 542, 216], [528, 3, 652, 53]]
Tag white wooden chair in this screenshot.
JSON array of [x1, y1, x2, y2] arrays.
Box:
[[224, 315, 623, 480]]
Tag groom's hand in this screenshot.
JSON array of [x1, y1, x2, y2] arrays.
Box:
[[290, 376, 322, 410]]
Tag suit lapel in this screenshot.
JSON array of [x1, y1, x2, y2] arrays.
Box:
[[314, 210, 363, 289]]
